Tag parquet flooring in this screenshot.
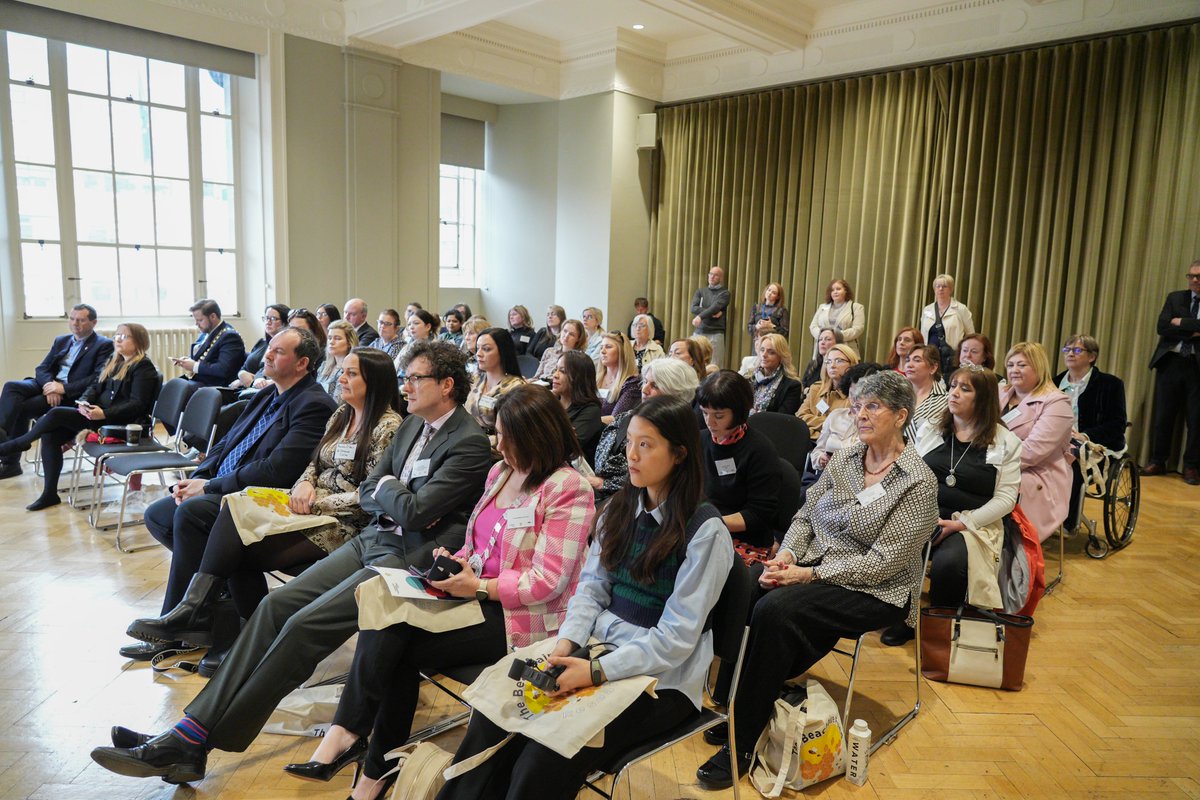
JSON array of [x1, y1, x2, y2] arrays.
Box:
[[0, 464, 1197, 799]]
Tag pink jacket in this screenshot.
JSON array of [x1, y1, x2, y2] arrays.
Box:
[[999, 386, 1074, 542], [456, 462, 594, 648]]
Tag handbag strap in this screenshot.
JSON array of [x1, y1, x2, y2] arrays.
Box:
[[381, 730, 516, 789], [766, 698, 807, 798], [957, 603, 1034, 629], [149, 646, 204, 674]]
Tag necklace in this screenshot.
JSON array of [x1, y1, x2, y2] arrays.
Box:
[[946, 436, 973, 487], [863, 448, 902, 476]]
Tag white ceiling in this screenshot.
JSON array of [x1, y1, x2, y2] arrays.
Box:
[[339, 0, 1200, 105]]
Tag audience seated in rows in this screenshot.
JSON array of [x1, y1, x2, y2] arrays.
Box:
[[0, 322, 158, 510], [342, 299, 379, 348], [289, 384, 594, 799], [465, 328, 525, 448], [0, 303, 113, 478], [802, 327, 843, 388], [551, 350, 603, 465], [596, 332, 641, 424], [797, 343, 858, 439]]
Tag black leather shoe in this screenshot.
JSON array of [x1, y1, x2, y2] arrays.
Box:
[[696, 744, 752, 790], [0, 461, 22, 479], [703, 721, 728, 746], [90, 731, 207, 783], [119, 640, 185, 661], [881, 623, 915, 647], [26, 494, 61, 511], [283, 737, 368, 783], [126, 573, 224, 646], [111, 726, 151, 748]]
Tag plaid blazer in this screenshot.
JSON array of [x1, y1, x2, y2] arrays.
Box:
[[457, 462, 595, 648]]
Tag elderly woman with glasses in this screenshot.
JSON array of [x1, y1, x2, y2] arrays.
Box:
[[797, 343, 858, 439], [697, 371, 938, 788]]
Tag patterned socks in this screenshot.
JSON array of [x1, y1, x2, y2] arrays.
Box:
[[170, 715, 209, 747]]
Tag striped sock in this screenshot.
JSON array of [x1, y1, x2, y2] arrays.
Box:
[[170, 715, 209, 746]]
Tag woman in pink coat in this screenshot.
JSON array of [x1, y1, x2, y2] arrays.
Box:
[[999, 342, 1074, 542]]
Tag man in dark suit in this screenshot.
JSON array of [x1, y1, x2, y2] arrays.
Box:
[[121, 327, 337, 661], [93, 341, 492, 784], [0, 303, 113, 478], [1144, 260, 1200, 484], [173, 299, 246, 387], [343, 297, 379, 347]]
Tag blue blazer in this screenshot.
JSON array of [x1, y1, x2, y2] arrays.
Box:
[[196, 373, 338, 495], [189, 321, 246, 387], [33, 332, 114, 400]]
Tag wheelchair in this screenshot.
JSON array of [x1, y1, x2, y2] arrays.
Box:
[[1074, 435, 1140, 559]]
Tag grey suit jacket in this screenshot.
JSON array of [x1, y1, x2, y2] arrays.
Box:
[[357, 404, 493, 567]]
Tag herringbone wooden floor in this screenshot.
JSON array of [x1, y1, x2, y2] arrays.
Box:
[[0, 464, 1197, 799]]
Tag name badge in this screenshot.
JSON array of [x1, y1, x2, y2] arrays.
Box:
[[411, 459, 431, 479], [505, 505, 535, 529], [334, 442, 357, 461], [478, 395, 497, 411], [597, 387, 610, 400], [519, 335, 531, 343], [816, 398, 830, 414], [985, 442, 1005, 466], [856, 482, 886, 506], [715, 457, 738, 476], [1001, 407, 1021, 426]]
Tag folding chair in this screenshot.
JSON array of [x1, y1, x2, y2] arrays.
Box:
[[516, 354, 539, 379], [90, 387, 224, 551]]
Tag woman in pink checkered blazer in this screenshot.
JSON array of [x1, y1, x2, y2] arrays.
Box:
[[284, 383, 595, 799]]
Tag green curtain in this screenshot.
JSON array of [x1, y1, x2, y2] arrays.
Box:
[[649, 22, 1200, 462]]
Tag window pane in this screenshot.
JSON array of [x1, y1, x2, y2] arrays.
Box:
[[21, 242, 64, 316], [200, 115, 233, 183], [74, 170, 117, 243], [458, 174, 475, 226], [111, 103, 152, 174], [7, 32, 49, 85], [205, 250, 237, 315], [66, 44, 108, 95], [108, 52, 148, 102], [151, 107, 188, 178], [203, 183, 235, 249], [119, 246, 159, 316], [157, 249, 194, 314], [9, 85, 55, 164], [199, 70, 232, 115], [15, 163, 59, 240], [149, 60, 185, 107], [439, 223, 458, 269], [77, 245, 121, 317], [115, 174, 155, 245], [154, 178, 191, 246], [69, 95, 113, 171], [440, 176, 457, 221]]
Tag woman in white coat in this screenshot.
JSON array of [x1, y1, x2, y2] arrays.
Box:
[[882, 364, 1022, 646], [920, 273, 975, 355], [808, 278, 866, 357]]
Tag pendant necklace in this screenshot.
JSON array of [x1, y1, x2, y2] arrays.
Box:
[[946, 436, 973, 487]]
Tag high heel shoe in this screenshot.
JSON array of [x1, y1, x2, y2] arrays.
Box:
[[283, 736, 368, 783]]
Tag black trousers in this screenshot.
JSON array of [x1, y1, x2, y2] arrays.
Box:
[[334, 601, 508, 779], [1150, 352, 1200, 468], [730, 582, 906, 755], [927, 532, 968, 608], [3, 406, 94, 497], [437, 689, 695, 800], [0, 379, 52, 452], [145, 494, 328, 618]]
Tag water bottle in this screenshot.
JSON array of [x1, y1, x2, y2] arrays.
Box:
[[846, 718, 871, 786]]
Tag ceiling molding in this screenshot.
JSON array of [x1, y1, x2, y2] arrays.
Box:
[[134, 0, 347, 47], [640, 0, 811, 54], [342, 0, 544, 48]]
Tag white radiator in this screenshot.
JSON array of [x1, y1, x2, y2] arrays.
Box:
[[100, 327, 196, 380]]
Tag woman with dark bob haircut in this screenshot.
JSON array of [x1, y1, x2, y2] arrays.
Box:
[[551, 349, 603, 465], [286, 384, 595, 800], [438, 395, 734, 800], [696, 370, 781, 555]]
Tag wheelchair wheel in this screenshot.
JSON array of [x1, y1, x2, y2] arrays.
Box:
[[1102, 455, 1139, 550]]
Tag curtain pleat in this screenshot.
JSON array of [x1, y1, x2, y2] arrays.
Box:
[[649, 23, 1200, 461]]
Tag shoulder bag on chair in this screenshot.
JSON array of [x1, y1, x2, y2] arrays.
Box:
[[920, 605, 1033, 691]]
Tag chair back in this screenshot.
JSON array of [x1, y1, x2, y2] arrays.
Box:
[[710, 556, 754, 666], [177, 387, 224, 452], [516, 354, 540, 379], [773, 456, 803, 538], [747, 411, 813, 473], [154, 377, 199, 435]]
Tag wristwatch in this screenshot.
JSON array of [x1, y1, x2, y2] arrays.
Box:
[[475, 579, 489, 602], [590, 657, 605, 686]]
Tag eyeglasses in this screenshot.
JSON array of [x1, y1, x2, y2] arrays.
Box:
[[1188, 273, 1200, 280], [608, 331, 626, 342], [113, 333, 128, 341], [262, 315, 282, 323], [850, 401, 888, 416], [403, 373, 437, 385], [315, 309, 328, 318], [378, 320, 396, 328], [1061, 347, 1091, 355], [825, 357, 849, 366], [957, 360, 985, 373]]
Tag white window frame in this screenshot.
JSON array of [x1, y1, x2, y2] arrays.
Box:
[[439, 163, 481, 289], [0, 32, 241, 319]]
